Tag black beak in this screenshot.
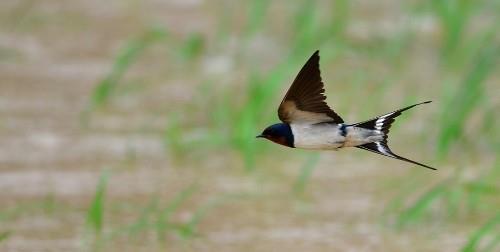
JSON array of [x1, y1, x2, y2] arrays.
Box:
[[256, 134, 264, 138]]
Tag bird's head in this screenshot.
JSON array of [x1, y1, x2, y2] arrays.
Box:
[[256, 123, 294, 148]]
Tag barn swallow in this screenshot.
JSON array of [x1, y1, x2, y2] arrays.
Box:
[[257, 50, 436, 170]]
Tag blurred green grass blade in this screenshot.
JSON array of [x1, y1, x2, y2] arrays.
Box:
[[125, 198, 159, 235], [238, 112, 257, 170], [465, 181, 499, 195], [466, 180, 496, 213], [462, 213, 500, 252], [180, 33, 205, 60], [397, 182, 448, 227], [466, 159, 500, 213], [163, 112, 187, 155], [446, 185, 463, 218], [437, 45, 499, 157], [210, 92, 233, 146], [159, 184, 197, 220], [293, 153, 320, 194], [181, 195, 229, 239], [430, 0, 474, 63], [292, 1, 317, 52], [86, 170, 110, 235], [90, 27, 168, 109], [0, 231, 10, 243], [214, 4, 231, 42], [233, 69, 289, 171], [245, 0, 270, 37], [329, 0, 349, 37], [156, 185, 197, 240], [484, 233, 500, 252], [92, 78, 114, 108]]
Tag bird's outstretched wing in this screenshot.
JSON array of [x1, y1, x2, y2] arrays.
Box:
[[278, 50, 343, 124]]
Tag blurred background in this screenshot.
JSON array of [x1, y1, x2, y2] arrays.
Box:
[[0, 0, 499, 251]]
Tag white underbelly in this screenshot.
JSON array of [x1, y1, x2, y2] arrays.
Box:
[[290, 123, 345, 150]]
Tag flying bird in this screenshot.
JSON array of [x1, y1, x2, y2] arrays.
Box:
[[257, 50, 436, 170]]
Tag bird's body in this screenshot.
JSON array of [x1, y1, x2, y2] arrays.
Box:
[[257, 50, 436, 170], [291, 123, 346, 150], [291, 123, 384, 150]]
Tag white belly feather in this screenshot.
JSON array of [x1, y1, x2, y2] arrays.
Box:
[[290, 123, 385, 150], [290, 123, 345, 150]]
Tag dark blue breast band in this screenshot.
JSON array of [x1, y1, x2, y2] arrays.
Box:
[[339, 123, 347, 137]]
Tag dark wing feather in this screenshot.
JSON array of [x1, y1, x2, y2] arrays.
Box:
[[278, 50, 343, 124]]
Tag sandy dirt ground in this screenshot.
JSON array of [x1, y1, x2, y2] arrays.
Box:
[[1, 1, 496, 251]]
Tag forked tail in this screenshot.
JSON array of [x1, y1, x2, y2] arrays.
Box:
[[352, 101, 436, 170]]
